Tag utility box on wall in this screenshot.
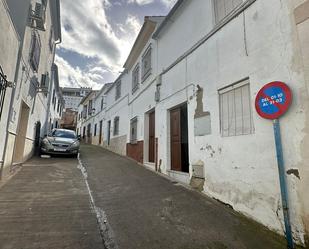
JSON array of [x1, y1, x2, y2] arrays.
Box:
[[192, 160, 205, 179]]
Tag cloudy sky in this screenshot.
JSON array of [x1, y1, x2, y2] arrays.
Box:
[[55, 0, 176, 90]]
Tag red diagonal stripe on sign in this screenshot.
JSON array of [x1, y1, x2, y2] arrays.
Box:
[[259, 91, 283, 109]]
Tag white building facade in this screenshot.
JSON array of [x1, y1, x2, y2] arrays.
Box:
[[62, 87, 92, 111], [0, 0, 61, 177], [77, 0, 309, 245]]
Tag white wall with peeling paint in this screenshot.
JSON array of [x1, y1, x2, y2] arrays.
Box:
[[154, 0, 308, 244]]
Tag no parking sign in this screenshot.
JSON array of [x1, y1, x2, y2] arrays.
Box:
[[255, 81, 294, 248], [255, 81, 292, 119]]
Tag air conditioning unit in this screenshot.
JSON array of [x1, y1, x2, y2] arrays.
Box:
[[37, 73, 49, 93], [29, 1, 46, 31]]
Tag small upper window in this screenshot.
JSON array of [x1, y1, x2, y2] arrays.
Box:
[[132, 63, 139, 93], [29, 31, 41, 72], [115, 80, 121, 100], [214, 0, 243, 24], [142, 46, 152, 81]]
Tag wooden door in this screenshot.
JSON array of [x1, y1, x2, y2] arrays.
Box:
[[99, 120, 103, 144], [149, 111, 155, 163], [170, 108, 182, 171]]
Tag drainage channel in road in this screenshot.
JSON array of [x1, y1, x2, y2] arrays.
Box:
[[77, 154, 119, 249]]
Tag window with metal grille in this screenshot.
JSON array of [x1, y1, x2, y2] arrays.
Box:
[[130, 117, 138, 144], [132, 63, 139, 93], [113, 116, 119, 136], [94, 123, 97, 136], [49, 28, 54, 52], [142, 46, 152, 81], [219, 79, 254, 137], [29, 31, 41, 72], [87, 123, 91, 137], [101, 98, 104, 111], [88, 100, 93, 115], [214, 0, 243, 24], [115, 80, 121, 100]]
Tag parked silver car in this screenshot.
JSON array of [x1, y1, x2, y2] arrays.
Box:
[[41, 129, 80, 157]]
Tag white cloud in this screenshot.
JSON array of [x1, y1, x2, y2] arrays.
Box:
[[128, 0, 154, 5], [160, 0, 177, 8], [55, 55, 115, 90], [59, 0, 139, 73], [128, 0, 177, 7]]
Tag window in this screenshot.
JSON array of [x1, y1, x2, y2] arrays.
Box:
[[219, 79, 254, 137], [115, 80, 121, 100], [49, 28, 54, 52], [94, 123, 97, 136], [87, 123, 91, 137], [142, 46, 152, 81], [101, 98, 104, 111], [52, 89, 56, 104], [88, 100, 93, 116], [130, 117, 138, 144], [132, 63, 139, 93], [113, 116, 119, 136], [29, 31, 41, 72], [83, 105, 88, 119], [214, 0, 243, 24]]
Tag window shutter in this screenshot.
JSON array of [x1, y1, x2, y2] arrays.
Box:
[[219, 80, 253, 137]]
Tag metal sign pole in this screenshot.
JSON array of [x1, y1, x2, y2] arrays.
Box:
[[273, 119, 294, 249]]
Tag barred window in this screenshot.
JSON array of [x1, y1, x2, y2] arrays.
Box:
[[142, 46, 152, 81], [130, 117, 138, 144], [29, 32, 41, 72], [214, 0, 243, 24], [219, 79, 254, 137], [94, 123, 97, 136], [132, 63, 139, 93], [115, 80, 121, 100], [113, 116, 119, 136]]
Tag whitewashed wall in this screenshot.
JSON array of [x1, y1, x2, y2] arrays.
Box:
[[0, 0, 20, 169], [102, 73, 130, 155], [6, 0, 58, 165], [155, 0, 308, 243]]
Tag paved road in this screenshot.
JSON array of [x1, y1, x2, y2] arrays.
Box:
[[80, 145, 287, 249], [0, 145, 293, 249], [0, 156, 104, 249]]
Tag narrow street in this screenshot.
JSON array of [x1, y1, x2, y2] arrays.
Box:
[[0, 145, 289, 249]]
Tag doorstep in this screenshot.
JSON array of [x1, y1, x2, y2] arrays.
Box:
[[167, 169, 190, 185], [143, 162, 156, 171]]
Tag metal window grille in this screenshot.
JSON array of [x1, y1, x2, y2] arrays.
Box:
[[115, 80, 121, 100], [113, 117, 119, 136], [219, 79, 254, 137], [29, 32, 41, 72], [130, 117, 138, 144], [214, 0, 243, 24], [132, 64, 139, 93], [142, 46, 152, 81]]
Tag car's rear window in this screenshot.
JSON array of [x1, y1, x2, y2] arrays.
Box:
[[51, 130, 76, 139]]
